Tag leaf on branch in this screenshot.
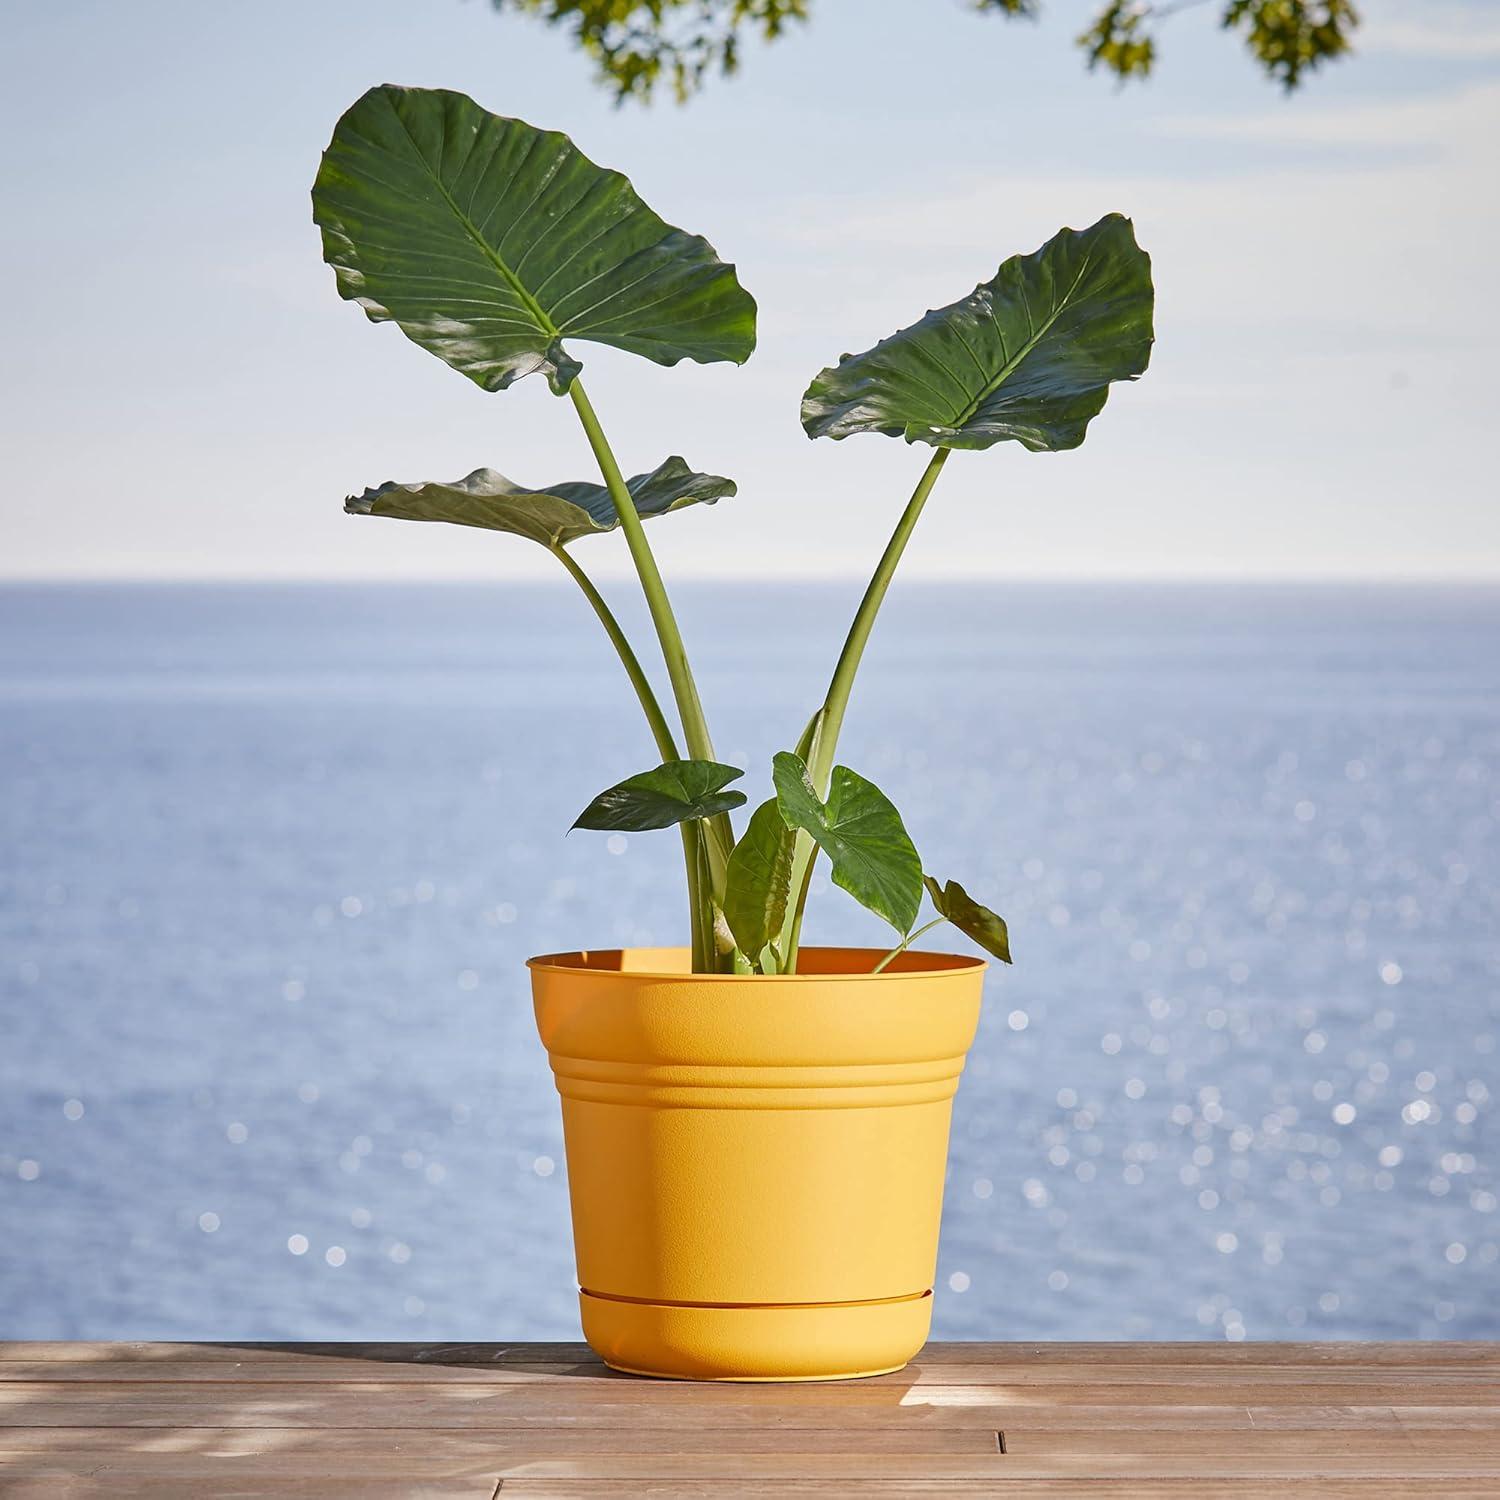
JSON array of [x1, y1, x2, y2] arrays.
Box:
[[772, 752, 923, 935], [1077, 2, 1157, 80], [345, 457, 734, 548], [491, 1, 812, 105], [313, 85, 756, 394], [721, 798, 798, 961], [484, 1, 1353, 104], [573, 761, 747, 832], [1223, 1, 1360, 92], [801, 213, 1153, 452], [924, 876, 1012, 963]]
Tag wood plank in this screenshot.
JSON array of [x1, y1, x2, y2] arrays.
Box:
[[3, 1449, 1498, 1482], [6, 1381, 1499, 1429], [490, 1485, 1500, 1500], [0, 1424, 998, 1456], [3, 1340, 1494, 1367], [4, 1386, 1498, 1425], [2, 1341, 1493, 1495], [909, 1341, 1500, 1367], [2, 1440, 1500, 1476], [0, 1403, 1352, 1435], [8, 1458, 1500, 1482], [0, 1342, 595, 1364], [0, 1481, 491, 1500], [5, 1357, 1495, 1387]]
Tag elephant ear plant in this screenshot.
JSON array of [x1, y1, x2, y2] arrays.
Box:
[[313, 84, 1155, 976]]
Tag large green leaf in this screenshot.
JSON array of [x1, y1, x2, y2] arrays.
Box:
[[924, 876, 1012, 963], [345, 456, 733, 548], [573, 761, 745, 832], [800, 214, 1153, 452], [771, 752, 922, 934], [721, 798, 797, 963], [313, 85, 756, 395]]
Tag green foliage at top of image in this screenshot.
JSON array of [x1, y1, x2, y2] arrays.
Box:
[[489, 0, 1359, 104], [314, 84, 1156, 974]]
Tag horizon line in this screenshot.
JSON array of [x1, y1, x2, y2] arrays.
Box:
[[3, 571, 1500, 587]]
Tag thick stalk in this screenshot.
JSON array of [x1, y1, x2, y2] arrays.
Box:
[[550, 544, 680, 763], [566, 380, 733, 894], [807, 446, 950, 790], [781, 447, 952, 969], [687, 823, 711, 971], [781, 850, 819, 971], [695, 825, 716, 970], [550, 544, 707, 968], [567, 380, 716, 762]]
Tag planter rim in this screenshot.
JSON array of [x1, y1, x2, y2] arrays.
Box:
[[527, 945, 986, 983]]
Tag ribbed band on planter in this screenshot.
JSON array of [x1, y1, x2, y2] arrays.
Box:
[[546, 1055, 970, 1110], [530, 946, 986, 1381]]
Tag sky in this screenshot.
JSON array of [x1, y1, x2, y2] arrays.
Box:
[[3, 0, 1498, 580]]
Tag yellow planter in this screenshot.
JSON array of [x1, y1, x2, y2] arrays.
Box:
[[529, 946, 985, 1381]]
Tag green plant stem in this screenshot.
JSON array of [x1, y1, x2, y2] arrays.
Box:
[[550, 544, 681, 763], [568, 381, 714, 754], [872, 917, 948, 975], [781, 849, 819, 970], [808, 446, 950, 790], [781, 447, 951, 969], [688, 851, 707, 971], [695, 825, 715, 967], [566, 377, 731, 969], [568, 383, 730, 846], [550, 543, 708, 968]]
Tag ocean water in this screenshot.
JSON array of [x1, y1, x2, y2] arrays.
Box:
[[1, 580, 1496, 1342]]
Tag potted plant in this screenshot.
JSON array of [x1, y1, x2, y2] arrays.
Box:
[[313, 84, 1154, 1380]]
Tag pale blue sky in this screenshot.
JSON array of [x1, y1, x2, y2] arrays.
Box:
[[3, 0, 1498, 578]]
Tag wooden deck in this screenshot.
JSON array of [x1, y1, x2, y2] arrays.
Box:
[[1, 1341, 1496, 1496]]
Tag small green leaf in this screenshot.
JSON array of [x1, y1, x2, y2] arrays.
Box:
[[346, 456, 734, 548], [721, 798, 797, 961], [772, 751, 922, 935], [924, 876, 1013, 964], [313, 85, 756, 395], [573, 761, 746, 832], [801, 214, 1153, 452]]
